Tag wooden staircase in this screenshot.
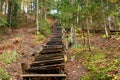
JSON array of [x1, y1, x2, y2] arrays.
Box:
[[21, 24, 66, 80]]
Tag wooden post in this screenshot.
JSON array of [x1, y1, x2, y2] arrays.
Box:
[[21, 63, 28, 74], [21, 63, 31, 80]]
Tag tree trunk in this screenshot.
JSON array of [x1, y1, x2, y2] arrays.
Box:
[[7, 0, 12, 32], [0, 0, 1, 11], [86, 18, 91, 51], [104, 23, 109, 38], [70, 24, 75, 45], [108, 17, 112, 30], [0, 0, 3, 11], [5, 1, 8, 14], [36, 0, 39, 34]]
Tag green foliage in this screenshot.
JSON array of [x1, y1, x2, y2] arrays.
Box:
[[39, 19, 51, 36], [70, 45, 120, 80], [101, 34, 109, 39], [0, 68, 10, 80], [36, 33, 46, 42], [0, 13, 8, 27], [79, 50, 119, 80], [79, 73, 113, 80], [0, 51, 18, 64], [7, 0, 21, 27], [48, 13, 58, 19]]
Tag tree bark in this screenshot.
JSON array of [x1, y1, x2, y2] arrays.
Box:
[[7, 0, 12, 32], [70, 24, 75, 45], [36, 0, 39, 34], [86, 18, 91, 51], [104, 23, 109, 38]]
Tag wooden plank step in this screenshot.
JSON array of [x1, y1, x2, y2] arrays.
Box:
[[33, 58, 64, 64], [52, 30, 62, 32], [52, 35, 62, 37], [31, 58, 64, 67], [52, 32, 63, 35], [43, 46, 63, 51], [28, 63, 64, 71], [35, 53, 64, 59], [47, 41, 63, 44], [49, 39, 62, 42], [22, 74, 66, 77], [43, 45, 63, 49], [46, 42, 63, 46], [53, 29, 62, 31], [36, 53, 63, 57], [35, 54, 64, 61], [51, 36, 62, 38], [53, 27, 62, 29], [52, 27, 62, 31], [52, 32, 62, 34], [27, 67, 62, 72], [40, 49, 63, 54]]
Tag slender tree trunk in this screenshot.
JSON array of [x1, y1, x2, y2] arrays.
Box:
[[34, 0, 37, 23], [108, 17, 112, 30], [70, 24, 75, 45], [104, 23, 109, 38], [7, 0, 12, 32], [86, 17, 91, 51], [36, 0, 39, 34], [0, 0, 3, 11], [0, 0, 2, 11], [5, 1, 8, 14]]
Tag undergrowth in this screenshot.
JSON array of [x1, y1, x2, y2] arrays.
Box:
[[0, 68, 10, 80], [0, 50, 18, 64], [39, 19, 51, 36], [35, 33, 46, 42], [70, 44, 120, 80]]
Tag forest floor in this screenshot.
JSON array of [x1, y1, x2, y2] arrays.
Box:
[[0, 20, 47, 80], [0, 19, 120, 80]]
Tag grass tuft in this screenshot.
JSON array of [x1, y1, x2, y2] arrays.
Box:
[[0, 50, 18, 64], [0, 68, 10, 80]]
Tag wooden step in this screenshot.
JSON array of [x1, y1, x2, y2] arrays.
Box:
[[47, 41, 63, 44], [36, 52, 63, 57], [40, 48, 63, 54], [51, 36, 62, 38], [43, 46, 63, 51], [53, 27, 62, 30], [52, 30, 62, 33], [35, 53, 64, 59], [27, 64, 64, 72], [52, 35, 62, 37], [46, 42, 63, 46], [50, 38, 62, 42], [31, 58, 64, 67], [27, 67, 62, 72], [28, 64, 64, 71], [22, 74, 66, 78], [35, 56, 63, 61], [43, 45, 63, 49]]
